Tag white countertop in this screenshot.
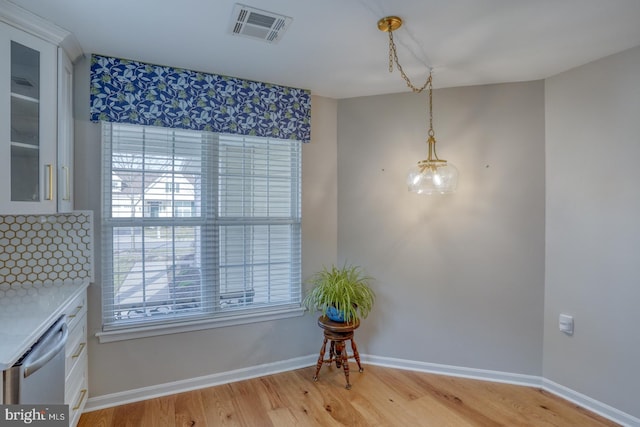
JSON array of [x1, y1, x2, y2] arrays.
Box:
[[0, 280, 89, 370]]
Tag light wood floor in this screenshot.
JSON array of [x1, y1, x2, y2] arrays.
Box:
[[78, 364, 618, 426]]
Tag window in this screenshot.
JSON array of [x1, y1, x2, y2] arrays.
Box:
[[165, 182, 180, 193], [100, 123, 302, 336]]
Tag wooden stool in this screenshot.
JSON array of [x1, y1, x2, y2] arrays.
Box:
[[312, 315, 363, 389]]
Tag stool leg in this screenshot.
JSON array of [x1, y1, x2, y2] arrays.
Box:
[[329, 341, 336, 366], [313, 337, 328, 381], [334, 340, 343, 368], [334, 341, 351, 389], [350, 338, 364, 373]]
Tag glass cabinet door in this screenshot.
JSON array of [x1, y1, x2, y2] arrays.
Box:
[[11, 40, 41, 202], [1, 21, 57, 214]]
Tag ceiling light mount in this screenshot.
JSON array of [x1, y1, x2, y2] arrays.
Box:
[[377, 16, 403, 32]]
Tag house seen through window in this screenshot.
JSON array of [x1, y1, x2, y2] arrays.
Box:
[[101, 123, 302, 331]]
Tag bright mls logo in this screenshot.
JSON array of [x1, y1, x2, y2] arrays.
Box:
[[0, 405, 67, 426]]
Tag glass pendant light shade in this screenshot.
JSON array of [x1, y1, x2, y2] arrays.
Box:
[[407, 161, 458, 194]]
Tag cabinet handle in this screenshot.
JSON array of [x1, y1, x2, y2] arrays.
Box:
[[63, 166, 70, 201], [72, 389, 87, 411], [72, 342, 86, 358], [67, 305, 83, 318], [45, 164, 53, 200]]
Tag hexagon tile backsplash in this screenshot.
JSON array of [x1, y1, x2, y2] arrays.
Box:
[[0, 211, 93, 290]]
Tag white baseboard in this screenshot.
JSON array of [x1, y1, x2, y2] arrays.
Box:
[[84, 353, 640, 427], [83, 354, 317, 412], [542, 378, 640, 427], [361, 354, 543, 388]]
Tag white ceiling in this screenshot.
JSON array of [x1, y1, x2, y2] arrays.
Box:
[[9, 0, 640, 99]]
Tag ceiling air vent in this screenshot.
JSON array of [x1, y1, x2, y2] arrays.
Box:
[[230, 4, 292, 44]]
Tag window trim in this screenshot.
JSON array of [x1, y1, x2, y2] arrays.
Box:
[[96, 306, 305, 343]]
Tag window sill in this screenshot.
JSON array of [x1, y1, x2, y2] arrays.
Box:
[[96, 306, 306, 343]]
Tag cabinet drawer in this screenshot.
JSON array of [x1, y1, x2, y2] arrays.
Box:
[[64, 293, 87, 333], [65, 315, 87, 378], [65, 352, 87, 427], [63, 289, 88, 427], [65, 346, 86, 403]]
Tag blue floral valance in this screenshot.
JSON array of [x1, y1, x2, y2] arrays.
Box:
[[90, 54, 311, 142]]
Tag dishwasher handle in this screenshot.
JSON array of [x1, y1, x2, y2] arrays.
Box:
[[22, 317, 68, 379]]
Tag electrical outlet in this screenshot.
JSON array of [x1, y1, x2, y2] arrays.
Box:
[[559, 314, 574, 335]]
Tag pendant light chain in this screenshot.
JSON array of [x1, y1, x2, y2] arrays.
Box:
[[386, 24, 437, 151], [427, 72, 434, 138], [387, 28, 431, 93], [427, 73, 440, 162]]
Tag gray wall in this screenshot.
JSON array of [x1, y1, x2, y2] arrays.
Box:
[[544, 46, 640, 418], [337, 81, 546, 374], [73, 56, 338, 396]]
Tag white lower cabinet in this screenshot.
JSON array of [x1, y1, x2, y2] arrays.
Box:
[[63, 291, 88, 427]]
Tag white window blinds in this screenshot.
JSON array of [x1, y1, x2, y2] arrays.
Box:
[[101, 122, 301, 331]]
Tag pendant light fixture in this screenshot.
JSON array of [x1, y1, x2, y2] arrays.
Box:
[[378, 16, 459, 195]]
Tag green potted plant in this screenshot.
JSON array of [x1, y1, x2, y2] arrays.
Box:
[[302, 264, 375, 323]]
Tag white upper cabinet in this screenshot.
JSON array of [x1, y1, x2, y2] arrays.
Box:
[[0, 0, 82, 214], [57, 47, 74, 213], [0, 22, 58, 214]]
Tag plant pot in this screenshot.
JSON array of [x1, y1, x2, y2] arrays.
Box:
[[326, 306, 346, 322]]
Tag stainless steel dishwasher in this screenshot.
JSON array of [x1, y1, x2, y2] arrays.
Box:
[[3, 315, 68, 404]]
